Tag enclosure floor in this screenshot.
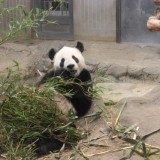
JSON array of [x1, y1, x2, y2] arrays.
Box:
[[1, 40, 160, 160]]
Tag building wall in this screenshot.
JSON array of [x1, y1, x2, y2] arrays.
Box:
[[73, 0, 116, 41], [0, 0, 30, 31], [0, 0, 117, 41], [119, 0, 160, 44]]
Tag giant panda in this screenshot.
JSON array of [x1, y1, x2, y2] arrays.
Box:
[[36, 42, 92, 156], [37, 41, 92, 117]]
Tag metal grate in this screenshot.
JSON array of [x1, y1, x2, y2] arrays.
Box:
[[32, 0, 73, 40], [41, 0, 69, 16]]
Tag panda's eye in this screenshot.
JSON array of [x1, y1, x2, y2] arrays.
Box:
[[72, 55, 79, 63], [60, 58, 65, 68]]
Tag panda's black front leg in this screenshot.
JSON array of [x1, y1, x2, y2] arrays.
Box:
[[36, 70, 56, 86], [69, 69, 92, 117], [65, 83, 92, 117], [77, 69, 92, 82], [69, 89, 92, 117]]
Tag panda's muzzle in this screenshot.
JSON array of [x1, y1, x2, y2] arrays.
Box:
[[67, 64, 77, 74], [69, 70, 77, 75], [67, 64, 74, 69]]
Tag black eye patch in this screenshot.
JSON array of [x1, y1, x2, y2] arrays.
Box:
[[72, 55, 79, 63], [60, 58, 65, 68]]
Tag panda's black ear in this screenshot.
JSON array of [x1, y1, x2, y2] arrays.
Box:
[[76, 41, 84, 53], [48, 48, 56, 60]]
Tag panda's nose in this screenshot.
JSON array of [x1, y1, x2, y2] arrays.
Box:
[[67, 64, 74, 69]]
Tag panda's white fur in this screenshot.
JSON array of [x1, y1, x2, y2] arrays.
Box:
[[53, 46, 86, 76]]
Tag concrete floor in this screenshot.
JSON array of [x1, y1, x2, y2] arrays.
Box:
[[1, 40, 160, 160]]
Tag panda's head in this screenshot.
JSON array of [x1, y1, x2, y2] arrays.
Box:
[[48, 42, 86, 77]]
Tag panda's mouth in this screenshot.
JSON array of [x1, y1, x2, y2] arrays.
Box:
[[69, 70, 77, 75]]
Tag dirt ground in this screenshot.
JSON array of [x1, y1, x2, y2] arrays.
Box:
[[1, 40, 160, 160]]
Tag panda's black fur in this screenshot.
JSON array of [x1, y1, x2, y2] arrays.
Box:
[[36, 42, 92, 156], [39, 68, 92, 117]]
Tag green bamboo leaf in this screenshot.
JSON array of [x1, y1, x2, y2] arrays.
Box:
[[142, 142, 147, 156], [134, 150, 145, 157], [122, 137, 138, 144], [142, 128, 160, 141], [0, 0, 4, 3], [148, 150, 160, 156], [124, 123, 139, 134], [129, 141, 142, 158]]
